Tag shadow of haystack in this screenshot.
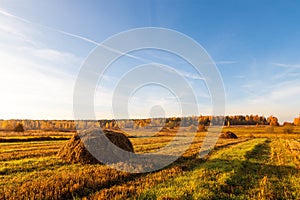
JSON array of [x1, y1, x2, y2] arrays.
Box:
[[57, 129, 134, 164]]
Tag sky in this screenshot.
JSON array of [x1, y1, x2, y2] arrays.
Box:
[[0, 0, 300, 122]]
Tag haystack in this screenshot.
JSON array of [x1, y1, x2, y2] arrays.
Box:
[[220, 131, 238, 139], [187, 125, 198, 132], [57, 129, 134, 164]]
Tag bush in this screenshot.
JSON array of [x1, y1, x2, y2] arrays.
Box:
[[14, 123, 24, 132], [283, 124, 294, 134]]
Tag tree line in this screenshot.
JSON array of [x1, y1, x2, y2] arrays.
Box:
[[0, 114, 290, 132]]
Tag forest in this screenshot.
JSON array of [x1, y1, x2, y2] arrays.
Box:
[[0, 115, 298, 132]]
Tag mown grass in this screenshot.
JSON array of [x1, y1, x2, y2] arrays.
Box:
[[0, 130, 74, 137], [223, 125, 300, 139], [0, 140, 65, 161], [137, 139, 267, 199], [138, 138, 300, 200], [0, 127, 299, 199]]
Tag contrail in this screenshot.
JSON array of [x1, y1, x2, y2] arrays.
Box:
[[50, 28, 150, 63], [0, 8, 151, 63], [0, 8, 206, 80], [56, 29, 100, 46], [0, 8, 100, 45], [0, 9, 32, 24], [54, 29, 151, 63]]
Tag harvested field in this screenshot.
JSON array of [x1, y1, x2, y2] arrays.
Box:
[[0, 127, 300, 199]]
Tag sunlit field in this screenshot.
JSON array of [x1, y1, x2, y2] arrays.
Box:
[[1, 126, 300, 199]]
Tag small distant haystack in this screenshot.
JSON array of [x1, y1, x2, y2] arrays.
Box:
[[220, 131, 238, 139], [57, 129, 134, 164], [14, 123, 24, 132], [187, 125, 198, 132], [160, 126, 169, 132]]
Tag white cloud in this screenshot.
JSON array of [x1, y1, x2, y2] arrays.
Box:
[[30, 48, 81, 64], [0, 9, 85, 119], [271, 62, 300, 68], [233, 75, 245, 79], [177, 69, 205, 80], [227, 79, 300, 123], [269, 82, 300, 101], [215, 60, 238, 65]]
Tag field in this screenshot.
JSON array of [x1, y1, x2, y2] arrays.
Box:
[[1, 126, 300, 200]]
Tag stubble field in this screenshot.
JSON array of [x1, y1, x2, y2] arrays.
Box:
[[0, 126, 300, 200]]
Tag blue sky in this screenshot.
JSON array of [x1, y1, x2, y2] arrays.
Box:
[[0, 0, 300, 122]]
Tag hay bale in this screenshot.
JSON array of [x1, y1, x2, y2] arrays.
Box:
[[220, 131, 238, 139], [187, 125, 197, 132], [57, 129, 134, 164]]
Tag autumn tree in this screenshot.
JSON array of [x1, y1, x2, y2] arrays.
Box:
[[267, 116, 279, 126], [294, 115, 300, 126]]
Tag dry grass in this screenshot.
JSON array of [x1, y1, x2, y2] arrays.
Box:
[[0, 140, 64, 161], [0, 130, 74, 137], [0, 126, 299, 199], [137, 138, 300, 200]]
